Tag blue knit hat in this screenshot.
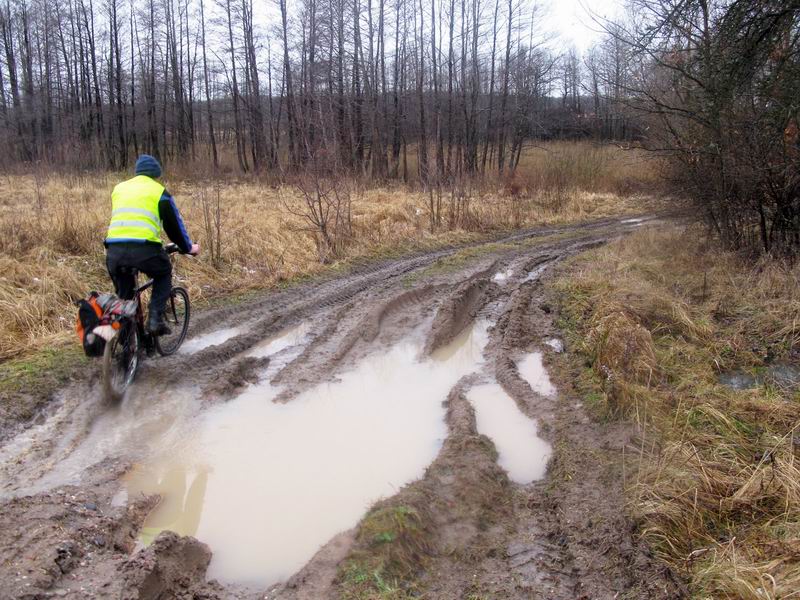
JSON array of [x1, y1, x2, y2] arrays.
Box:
[[134, 154, 162, 179]]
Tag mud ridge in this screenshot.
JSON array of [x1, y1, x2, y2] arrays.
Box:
[[332, 383, 512, 598], [424, 271, 495, 355], [269, 301, 356, 404], [201, 355, 271, 398], [330, 284, 446, 365], [483, 268, 684, 599]]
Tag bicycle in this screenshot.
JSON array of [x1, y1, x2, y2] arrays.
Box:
[[101, 243, 191, 403]]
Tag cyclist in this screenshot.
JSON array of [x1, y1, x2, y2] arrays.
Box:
[[105, 154, 199, 336]]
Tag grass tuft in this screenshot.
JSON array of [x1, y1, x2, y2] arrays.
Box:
[[339, 504, 433, 600]]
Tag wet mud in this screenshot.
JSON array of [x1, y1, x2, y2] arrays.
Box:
[[0, 214, 683, 599]]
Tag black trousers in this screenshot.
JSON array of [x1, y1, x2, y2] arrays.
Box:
[[106, 243, 172, 318]]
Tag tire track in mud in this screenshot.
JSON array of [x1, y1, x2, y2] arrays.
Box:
[[0, 215, 680, 600]]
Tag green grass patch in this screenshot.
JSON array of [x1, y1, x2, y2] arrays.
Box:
[[338, 504, 432, 600], [0, 344, 87, 396]]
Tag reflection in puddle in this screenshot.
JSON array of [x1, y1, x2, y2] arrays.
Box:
[[622, 217, 644, 224], [467, 383, 551, 484], [128, 321, 490, 588], [431, 318, 490, 364], [517, 352, 556, 397], [717, 364, 800, 391], [718, 370, 758, 391], [127, 466, 209, 544], [180, 326, 244, 354], [493, 268, 514, 283]]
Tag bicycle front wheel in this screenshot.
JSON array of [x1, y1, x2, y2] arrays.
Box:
[[101, 322, 139, 404], [155, 287, 190, 356]]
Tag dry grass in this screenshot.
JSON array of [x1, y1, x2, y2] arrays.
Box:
[[513, 141, 663, 198], [0, 141, 661, 362], [554, 225, 800, 598]]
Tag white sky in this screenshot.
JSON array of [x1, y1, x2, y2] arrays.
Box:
[[543, 0, 625, 51], [247, 0, 627, 59]]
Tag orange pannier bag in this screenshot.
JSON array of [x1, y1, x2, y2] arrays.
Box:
[[76, 292, 106, 357]]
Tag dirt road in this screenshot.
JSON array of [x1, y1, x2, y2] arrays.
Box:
[[0, 215, 684, 599]]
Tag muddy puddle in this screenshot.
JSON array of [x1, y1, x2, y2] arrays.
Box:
[[518, 352, 557, 397], [180, 326, 246, 354], [467, 383, 551, 484], [621, 217, 645, 225], [545, 338, 564, 353], [492, 268, 514, 283], [523, 264, 549, 282], [125, 320, 491, 588], [246, 322, 310, 359]]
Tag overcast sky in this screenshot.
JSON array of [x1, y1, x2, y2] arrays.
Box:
[[249, 0, 628, 58], [543, 0, 625, 51]]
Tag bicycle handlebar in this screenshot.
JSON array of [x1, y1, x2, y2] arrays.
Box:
[[165, 243, 183, 254]]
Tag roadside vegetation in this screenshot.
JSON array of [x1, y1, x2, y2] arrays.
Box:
[[0, 142, 661, 364], [553, 225, 800, 598]]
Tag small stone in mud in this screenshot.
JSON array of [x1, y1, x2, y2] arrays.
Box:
[[92, 536, 106, 547], [55, 543, 78, 574], [84, 502, 98, 511]]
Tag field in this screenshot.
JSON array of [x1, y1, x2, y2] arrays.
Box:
[[0, 141, 661, 362]]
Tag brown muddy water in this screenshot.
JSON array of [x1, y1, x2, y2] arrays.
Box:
[[180, 325, 247, 354], [467, 383, 551, 484], [517, 352, 557, 397], [124, 320, 491, 588], [246, 322, 310, 358], [492, 268, 514, 283]]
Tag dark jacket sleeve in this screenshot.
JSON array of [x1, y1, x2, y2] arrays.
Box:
[[158, 190, 193, 253]]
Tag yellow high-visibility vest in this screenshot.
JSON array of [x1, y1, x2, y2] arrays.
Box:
[[106, 175, 164, 244]]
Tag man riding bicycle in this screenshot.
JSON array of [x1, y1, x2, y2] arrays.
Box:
[[105, 154, 199, 336]]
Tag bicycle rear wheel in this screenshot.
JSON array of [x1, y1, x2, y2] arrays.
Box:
[[102, 322, 139, 404], [155, 287, 190, 356]]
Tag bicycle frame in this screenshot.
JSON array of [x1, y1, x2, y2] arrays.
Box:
[[117, 244, 183, 356], [132, 276, 156, 355]]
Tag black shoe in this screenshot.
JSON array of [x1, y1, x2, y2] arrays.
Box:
[[148, 314, 172, 336]]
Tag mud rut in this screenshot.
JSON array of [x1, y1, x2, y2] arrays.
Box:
[[0, 215, 684, 600]]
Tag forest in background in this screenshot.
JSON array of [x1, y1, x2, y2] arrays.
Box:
[[0, 0, 799, 254], [0, 0, 633, 179]]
